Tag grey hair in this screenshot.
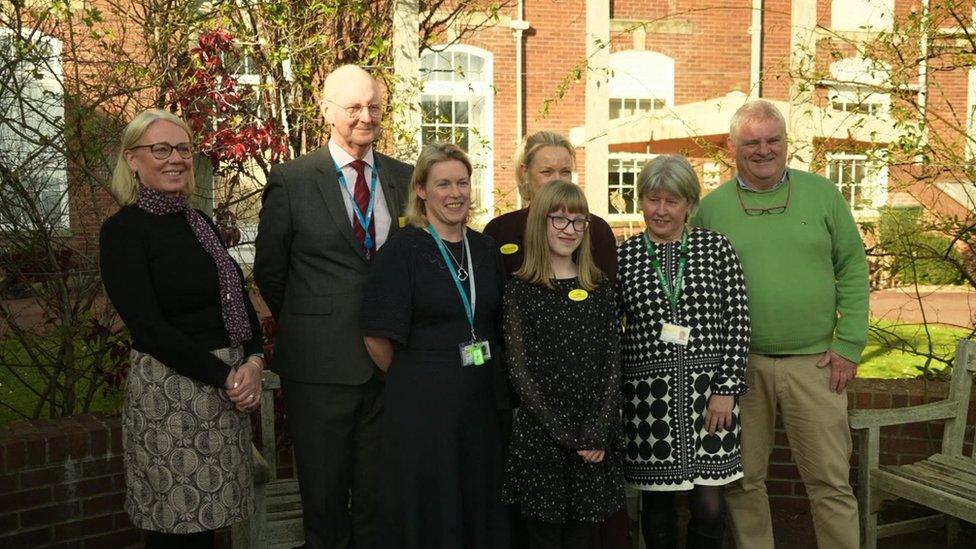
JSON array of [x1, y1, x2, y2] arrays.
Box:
[[637, 155, 701, 214], [729, 99, 786, 142]]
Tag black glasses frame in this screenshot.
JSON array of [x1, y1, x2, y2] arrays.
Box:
[[548, 214, 590, 232], [129, 142, 195, 160], [736, 178, 792, 216]]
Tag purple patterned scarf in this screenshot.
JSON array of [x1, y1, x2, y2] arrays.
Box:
[[135, 185, 253, 346]]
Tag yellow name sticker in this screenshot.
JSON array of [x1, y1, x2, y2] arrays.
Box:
[[499, 243, 519, 255], [568, 289, 589, 301], [398, 216, 408, 228]]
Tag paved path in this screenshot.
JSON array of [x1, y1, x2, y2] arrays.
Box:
[[871, 286, 974, 327]]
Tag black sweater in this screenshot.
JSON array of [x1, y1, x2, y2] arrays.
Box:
[[99, 204, 263, 388]]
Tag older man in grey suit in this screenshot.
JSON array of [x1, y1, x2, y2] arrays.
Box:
[[254, 65, 412, 549]]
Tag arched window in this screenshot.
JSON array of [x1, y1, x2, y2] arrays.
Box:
[[606, 50, 674, 219], [828, 57, 891, 116], [420, 46, 493, 216], [608, 50, 674, 119], [0, 29, 67, 229], [831, 0, 893, 32]]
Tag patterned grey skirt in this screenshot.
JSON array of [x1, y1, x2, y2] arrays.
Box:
[[122, 347, 253, 533]]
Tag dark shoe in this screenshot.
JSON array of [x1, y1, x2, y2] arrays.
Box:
[[685, 527, 723, 549], [642, 531, 678, 549]]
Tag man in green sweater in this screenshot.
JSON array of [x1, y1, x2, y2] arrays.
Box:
[[693, 100, 868, 549]]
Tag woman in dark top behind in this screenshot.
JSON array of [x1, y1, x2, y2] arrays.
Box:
[[484, 131, 618, 281], [99, 109, 264, 549], [361, 142, 509, 548]]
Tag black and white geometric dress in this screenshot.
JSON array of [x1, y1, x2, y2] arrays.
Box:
[[616, 227, 750, 491]]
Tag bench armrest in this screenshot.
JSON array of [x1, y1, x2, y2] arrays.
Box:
[[251, 443, 271, 484], [849, 399, 959, 429]]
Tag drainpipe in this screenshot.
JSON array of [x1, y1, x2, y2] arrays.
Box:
[[918, 0, 929, 158], [511, 0, 529, 209], [750, 0, 764, 98]]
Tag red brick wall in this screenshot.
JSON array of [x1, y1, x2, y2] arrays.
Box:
[[0, 413, 141, 548], [611, 1, 754, 103]]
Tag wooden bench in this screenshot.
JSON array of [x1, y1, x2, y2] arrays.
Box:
[[232, 370, 305, 549], [848, 339, 976, 549]]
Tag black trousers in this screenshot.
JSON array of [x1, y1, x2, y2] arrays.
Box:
[[281, 376, 384, 549]]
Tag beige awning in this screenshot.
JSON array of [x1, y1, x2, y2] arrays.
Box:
[[569, 90, 910, 150]]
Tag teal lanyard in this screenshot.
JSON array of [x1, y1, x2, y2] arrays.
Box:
[[334, 160, 379, 250], [642, 230, 689, 310], [428, 224, 477, 338]]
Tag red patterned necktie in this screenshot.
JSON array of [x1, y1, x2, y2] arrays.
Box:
[[349, 159, 375, 258]]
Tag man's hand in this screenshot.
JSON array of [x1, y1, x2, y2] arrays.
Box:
[[705, 394, 735, 434], [816, 350, 858, 393]]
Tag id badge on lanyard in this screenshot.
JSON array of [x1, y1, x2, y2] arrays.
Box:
[[427, 224, 491, 367], [643, 231, 693, 347]]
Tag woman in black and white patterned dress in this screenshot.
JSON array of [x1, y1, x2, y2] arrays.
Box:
[[616, 155, 750, 549]]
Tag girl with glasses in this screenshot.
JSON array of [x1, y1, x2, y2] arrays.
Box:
[[502, 181, 625, 549]]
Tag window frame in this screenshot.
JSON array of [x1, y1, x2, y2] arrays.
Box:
[[607, 152, 657, 222], [608, 50, 674, 120], [825, 151, 889, 219], [0, 28, 68, 231], [831, 0, 894, 32], [826, 57, 891, 118], [419, 45, 494, 220]]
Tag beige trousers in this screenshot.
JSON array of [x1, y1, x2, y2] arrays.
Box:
[[725, 354, 859, 549]]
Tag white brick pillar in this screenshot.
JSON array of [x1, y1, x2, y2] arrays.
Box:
[[584, 0, 611, 217]]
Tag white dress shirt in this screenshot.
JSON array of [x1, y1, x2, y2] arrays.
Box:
[[328, 139, 394, 250]]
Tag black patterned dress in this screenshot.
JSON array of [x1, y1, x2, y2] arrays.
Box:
[[502, 277, 625, 523], [616, 227, 750, 490]]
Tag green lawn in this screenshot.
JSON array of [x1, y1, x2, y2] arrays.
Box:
[[0, 337, 125, 424], [859, 321, 972, 379]]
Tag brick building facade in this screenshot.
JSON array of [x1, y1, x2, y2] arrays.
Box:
[[408, 0, 975, 233]]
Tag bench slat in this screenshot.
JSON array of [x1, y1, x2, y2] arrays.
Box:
[[882, 461, 976, 501]]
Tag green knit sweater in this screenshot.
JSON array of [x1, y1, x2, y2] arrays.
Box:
[[692, 169, 869, 363]]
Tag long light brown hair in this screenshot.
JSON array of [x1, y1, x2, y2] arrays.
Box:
[[515, 180, 602, 290]]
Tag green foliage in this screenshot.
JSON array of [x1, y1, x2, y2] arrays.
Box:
[[876, 207, 965, 286]]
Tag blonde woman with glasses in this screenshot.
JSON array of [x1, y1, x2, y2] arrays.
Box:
[[100, 109, 264, 549]]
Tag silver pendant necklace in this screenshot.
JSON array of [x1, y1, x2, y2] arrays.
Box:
[[444, 238, 469, 281]]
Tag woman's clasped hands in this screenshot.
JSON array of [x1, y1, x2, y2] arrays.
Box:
[[225, 356, 264, 413]]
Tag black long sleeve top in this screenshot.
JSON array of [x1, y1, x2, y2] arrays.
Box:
[[99, 204, 263, 388]]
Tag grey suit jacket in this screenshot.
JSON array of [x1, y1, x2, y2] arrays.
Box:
[[254, 146, 413, 384]]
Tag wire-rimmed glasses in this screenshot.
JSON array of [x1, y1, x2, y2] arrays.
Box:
[[325, 99, 383, 119], [736, 178, 791, 216]]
